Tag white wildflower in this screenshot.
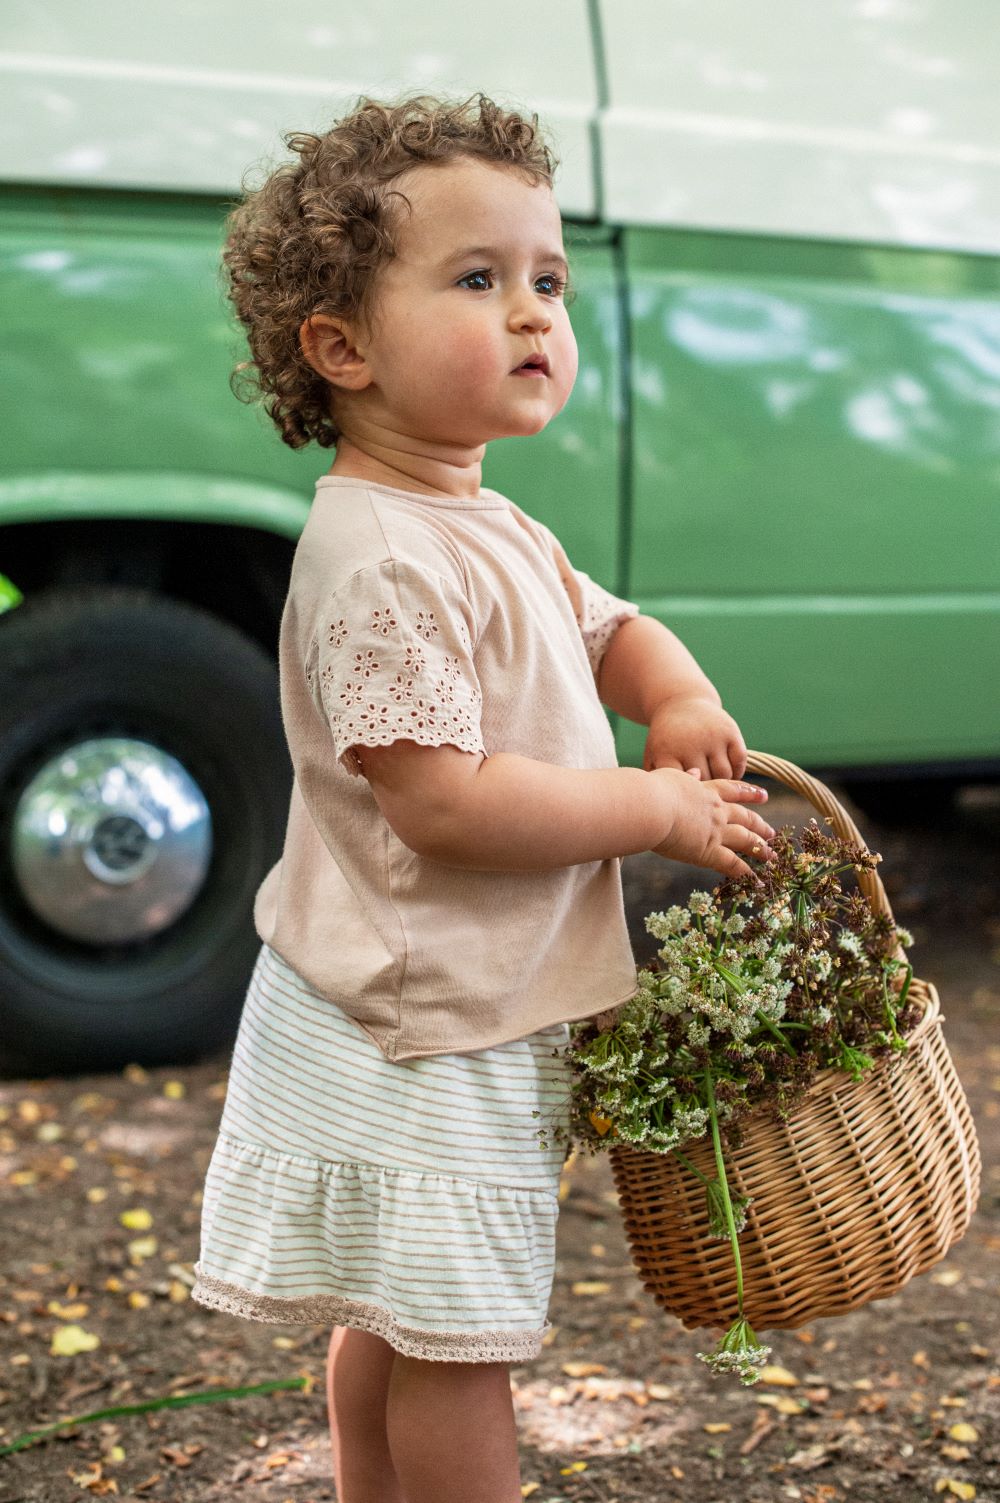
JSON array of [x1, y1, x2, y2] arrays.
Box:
[[688, 890, 713, 916], [812, 949, 833, 980], [837, 930, 863, 957], [646, 906, 690, 940]]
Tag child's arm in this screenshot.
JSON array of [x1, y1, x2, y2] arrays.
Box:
[[542, 527, 747, 781], [353, 740, 773, 877], [596, 614, 749, 781]]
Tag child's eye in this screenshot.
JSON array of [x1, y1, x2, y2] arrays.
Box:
[[457, 268, 494, 291], [535, 274, 567, 298]]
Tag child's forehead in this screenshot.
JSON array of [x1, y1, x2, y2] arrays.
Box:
[[393, 157, 563, 257]]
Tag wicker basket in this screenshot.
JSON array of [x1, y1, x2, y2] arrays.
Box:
[[607, 750, 982, 1333]]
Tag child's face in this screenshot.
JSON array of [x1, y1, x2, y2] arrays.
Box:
[[346, 156, 578, 448]]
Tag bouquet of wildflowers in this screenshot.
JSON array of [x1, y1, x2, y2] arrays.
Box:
[[535, 818, 921, 1384]]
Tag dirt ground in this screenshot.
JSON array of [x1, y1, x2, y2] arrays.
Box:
[[1, 783, 998, 1502]]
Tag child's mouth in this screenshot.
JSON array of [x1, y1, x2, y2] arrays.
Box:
[[512, 354, 550, 377]]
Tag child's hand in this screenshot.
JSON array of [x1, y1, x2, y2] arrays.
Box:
[[643, 693, 748, 780], [649, 767, 775, 880]]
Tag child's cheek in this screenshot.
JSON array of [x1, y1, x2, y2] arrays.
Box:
[[438, 331, 501, 396]]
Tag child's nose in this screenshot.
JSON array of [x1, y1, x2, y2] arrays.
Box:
[[508, 293, 552, 333]]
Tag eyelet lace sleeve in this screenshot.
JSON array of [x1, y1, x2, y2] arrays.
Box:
[[311, 559, 487, 778]]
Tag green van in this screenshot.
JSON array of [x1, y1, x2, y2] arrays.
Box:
[[2, 3, 997, 1071]]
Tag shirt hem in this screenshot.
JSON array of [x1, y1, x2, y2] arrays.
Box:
[[377, 985, 640, 1061]]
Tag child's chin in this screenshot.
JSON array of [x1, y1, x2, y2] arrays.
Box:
[[501, 410, 553, 439]]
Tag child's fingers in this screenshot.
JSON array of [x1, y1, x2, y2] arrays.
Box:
[[718, 779, 769, 803], [726, 822, 776, 862]]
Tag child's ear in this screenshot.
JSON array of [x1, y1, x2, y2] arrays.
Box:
[[299, 313, 372, 391]]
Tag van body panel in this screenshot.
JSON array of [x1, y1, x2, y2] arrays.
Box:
[[0, 470, 309, 539], [623, 224, 1000, 763], [614, 594, 995, 769], [2, 189, 322, 503], [0, 194, 622, 574], [0, 0, 599, 217], [597, 0, 1000, 254]]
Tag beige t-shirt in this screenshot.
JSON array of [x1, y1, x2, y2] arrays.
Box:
[[253, 475, 642, 1060]]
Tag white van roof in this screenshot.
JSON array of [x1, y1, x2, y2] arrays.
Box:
[[3, 0, 998, 253], [0, 0, 599, 217]]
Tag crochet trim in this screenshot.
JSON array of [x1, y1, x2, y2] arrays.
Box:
[[191, 1266, 548, 1362]]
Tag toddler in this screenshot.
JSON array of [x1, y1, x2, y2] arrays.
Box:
[[192, 92, 776, 1503]]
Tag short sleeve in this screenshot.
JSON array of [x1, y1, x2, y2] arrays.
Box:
[[569, 568, 641, 679], [312, 559, 487, 778], [543, 529, 640, 682]]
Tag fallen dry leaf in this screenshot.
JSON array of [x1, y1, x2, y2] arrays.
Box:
[[160, 1447, 194, 1468], [47, 1301, 89, 1321], [940, 1445, 972, 1462], [788, 1442, 838, 1470], [759, 1364, 799, 1386], [127, 1236, 158, 1265], [703, 1422, 731, 1433], [561, 1361, 607, 1378], [119, 1208, 153, 1231], [935, 1481, 976, 1499], [571, 1281, 610, 1295], [948, 1423, 979, 1443], [264, 1452, 294, 1469], [51, 1324, 100, 1357]]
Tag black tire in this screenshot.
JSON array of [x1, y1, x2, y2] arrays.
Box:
[[0, 587, 291, 1075], [842, 774, 963, 829]]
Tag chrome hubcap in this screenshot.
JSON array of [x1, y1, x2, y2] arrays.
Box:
[[10, 737, 213, 945]]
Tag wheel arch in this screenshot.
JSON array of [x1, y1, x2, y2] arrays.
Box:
[[0, 470, 305, 656]]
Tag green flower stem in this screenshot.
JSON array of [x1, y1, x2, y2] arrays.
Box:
[[897, 962, 913, 1008], [672, 1148, 712, 1188], [753, 1010, 797, 1056], [881, 961, 912, 1047], [713, 962, 747, 993], [704, 1067, 745, 1314]]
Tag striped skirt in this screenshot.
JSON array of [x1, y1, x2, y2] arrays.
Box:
[[191, 943, 574, 1362]]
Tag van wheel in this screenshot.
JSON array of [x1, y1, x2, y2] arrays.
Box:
[[0, 587, 290, 1075]]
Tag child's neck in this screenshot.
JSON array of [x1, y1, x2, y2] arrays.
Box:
[[328, 436, 485, 500]]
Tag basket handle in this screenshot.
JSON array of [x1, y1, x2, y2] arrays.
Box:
[[745, 750, 901, 941]]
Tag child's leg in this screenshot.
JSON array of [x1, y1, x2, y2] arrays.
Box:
[[386, 1354, 522, 1503], [326, 1325, 406, 1503]]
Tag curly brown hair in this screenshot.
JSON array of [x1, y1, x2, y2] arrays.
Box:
[[222, 91, 559, 449]]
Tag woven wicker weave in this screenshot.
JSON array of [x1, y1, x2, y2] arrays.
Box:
[[607, 751, 982, 1333]]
